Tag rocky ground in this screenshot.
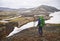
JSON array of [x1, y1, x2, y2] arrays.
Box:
[[1, 25, 60, 41]]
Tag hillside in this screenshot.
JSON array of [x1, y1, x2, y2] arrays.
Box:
[[38, 5, 60, 12], [18, 5, 60, 16], [0, 7, 16, 11], [2, 26, 60, 41], [0, 5, 60, 20]]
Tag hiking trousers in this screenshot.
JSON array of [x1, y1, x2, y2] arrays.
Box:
[[38, 26, 43, 36]]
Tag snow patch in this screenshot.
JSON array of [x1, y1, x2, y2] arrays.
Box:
[[45, 12, 60, 24], [7, 21, 38, 37], [24, 10, 31, 12], [0, 20, 8, 23]]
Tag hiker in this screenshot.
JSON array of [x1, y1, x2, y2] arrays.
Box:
[[37, 16, 45, 36]]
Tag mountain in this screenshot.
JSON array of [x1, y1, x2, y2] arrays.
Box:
[[0, 7, 16, 11], [27, 5, 60, 15], [38, 5, 60, 12], [0, 5, 60, 16]]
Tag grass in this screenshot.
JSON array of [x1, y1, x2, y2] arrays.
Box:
[[9, 17, 34, 22], [46, 24, 60, 27], [9, 17, 34, 26]]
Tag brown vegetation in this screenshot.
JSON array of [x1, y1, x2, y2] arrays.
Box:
[[1, 25, 60, 41]]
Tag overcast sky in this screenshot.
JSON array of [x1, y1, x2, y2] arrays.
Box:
[[0, 0, 60, 9]]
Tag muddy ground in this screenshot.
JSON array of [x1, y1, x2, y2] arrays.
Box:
[[1, 25, 60, 41]]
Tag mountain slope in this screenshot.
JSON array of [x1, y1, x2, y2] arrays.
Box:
[[39, 5, 60, 12], [28, 5, 60, 15], [0, 5, 60, 16], [0, 7, 16, 11]]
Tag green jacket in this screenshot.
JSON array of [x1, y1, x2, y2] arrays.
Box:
[[38, 16, 45, 27]]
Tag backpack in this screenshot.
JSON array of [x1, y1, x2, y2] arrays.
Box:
[[38, 16, 45, 27]]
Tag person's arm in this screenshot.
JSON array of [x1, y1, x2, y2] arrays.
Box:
[[37, 19, 41, 26]]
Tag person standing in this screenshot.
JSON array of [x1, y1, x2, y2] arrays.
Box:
[[37, 16, 45, 36]]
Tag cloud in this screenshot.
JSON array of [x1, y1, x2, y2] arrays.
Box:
[[0, 0, 60, 9]]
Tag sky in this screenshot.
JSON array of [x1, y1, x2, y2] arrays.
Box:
[[0, 0, 60, 9]]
